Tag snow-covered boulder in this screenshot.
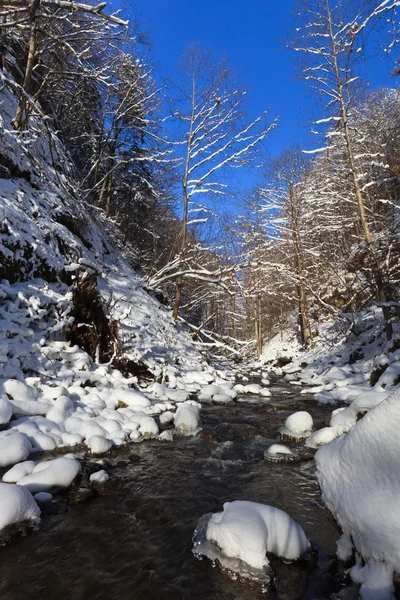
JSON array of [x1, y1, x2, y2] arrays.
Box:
[[305, 427, 337, 449], [174, 403, 201, 435], [0, 483, 40, 531], [90, 470, 109, 484], [87, 435, 112, 455], [316, 388, 400, 599], [279, 411, 313, 440], [0, 397, 12, 424], [194, 500, 310, 580], [0, 433, 32, 467], [17, 456, 81, 492], [3, 460, 36, 483], [158, 430, 173, 442], [111, 389, 150, 409], [264, 444, 294, 461]]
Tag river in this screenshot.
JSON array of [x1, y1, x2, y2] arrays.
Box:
[[0, 380, 351, 599]]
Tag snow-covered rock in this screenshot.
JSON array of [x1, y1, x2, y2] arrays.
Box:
[[264, 444, 294, 461], [90, 470, 109, 484], [0, 397, 13, 424], [279, 411, 313, 440], [0, 483, 40, 530], [305, 427, 337, 449], [174, 404, 201, 435], [0, 433, 32, 467], [194, 500, 310, 579], [87, 435, 112, 455], [316, 388, 400, 599], [17, 456, 81, 492], [2, 460, 36, 483]]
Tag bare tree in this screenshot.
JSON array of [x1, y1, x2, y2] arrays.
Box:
[[164, 44, 276, 320]]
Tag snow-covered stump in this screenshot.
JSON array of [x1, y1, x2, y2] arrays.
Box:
[[279, 411, 313, 442], [193, 501, 310, 587]]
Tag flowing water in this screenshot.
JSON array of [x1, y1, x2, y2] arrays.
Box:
[[0, 381, 349, 600]]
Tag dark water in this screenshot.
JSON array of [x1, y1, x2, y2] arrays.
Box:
[[0, 383, 346, 600]]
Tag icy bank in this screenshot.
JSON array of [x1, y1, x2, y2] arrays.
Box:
[[193, 500, 310, 582], [316, 388, 400, 599]]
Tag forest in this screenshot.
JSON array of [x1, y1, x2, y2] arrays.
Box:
[[2, 0, 400, 360], [1, 1, 400, 599]]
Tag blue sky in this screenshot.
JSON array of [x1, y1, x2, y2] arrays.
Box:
[[120, 0, 396, 159]]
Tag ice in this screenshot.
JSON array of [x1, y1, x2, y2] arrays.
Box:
[[279, 411, 313, 440], [194, 500, 310, 577], [174, 403, 201, 435], [0, 433, 32, 467], [34, 492, 53, 503], [90, 470, 109, 484], [0, 483, 40, 531]]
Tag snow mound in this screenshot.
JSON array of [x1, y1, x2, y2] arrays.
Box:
[[87, 435, 112, 455], [264, 444, 294, 462], [0, 433, 32, 467], [90, 470, 109, 484], [2, 460, 36, 483], [193, 500, 309, 583], [0, 483, 40, 531], [17, 456, 81, 492], [305, 427, 337, 449], [279, 411, 313, 440], [174, 403, 201, 435], [316, 388, 400, 599]]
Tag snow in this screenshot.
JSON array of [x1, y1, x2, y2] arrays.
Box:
[[87, 435, 112, 455], [264, 444, 294, 460], [279, 411, 313, 440], [158, 430, 173, 442], [90, 470, 109, 484], [194, 500, 309, 578], [0, 397, 12, 424], [305, 427, 337, 448], [0, 433, 32, 467], [17, 456, 81, 492], [316, 388, 400, 599], [2, 460, 36, 483], [0, 483, 40, 531], [174, 403, 201, 435]]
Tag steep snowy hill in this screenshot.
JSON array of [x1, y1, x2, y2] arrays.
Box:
[[0, 70, 247, 533]]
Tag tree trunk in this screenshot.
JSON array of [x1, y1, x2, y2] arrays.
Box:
[[327, 7, 392, 341], [172, 75, 195, 320], [13, 0, 41, 130], [1, 15, 7, 71], [289, 186, 311, 347]]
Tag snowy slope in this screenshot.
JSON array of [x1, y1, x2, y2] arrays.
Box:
[[0, 70, 240, 533]]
